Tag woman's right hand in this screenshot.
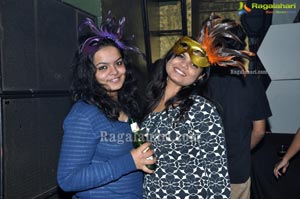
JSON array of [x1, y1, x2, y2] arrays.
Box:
[[131, 142, 157, 174]]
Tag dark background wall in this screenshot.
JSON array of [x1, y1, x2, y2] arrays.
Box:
[[0, 0, 94, 198]]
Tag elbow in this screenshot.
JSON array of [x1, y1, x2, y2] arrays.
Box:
[[57, 172, 77, 192], [253, 119, 266, 136], [57, 176, 72, 192], [257, 130, 266, 137]]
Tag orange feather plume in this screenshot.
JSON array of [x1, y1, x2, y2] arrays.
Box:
[[202, 27, 237, 67], [197, 13, 255, 74]]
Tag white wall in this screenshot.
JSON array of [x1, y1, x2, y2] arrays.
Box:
[[258, 22, 300, 134]]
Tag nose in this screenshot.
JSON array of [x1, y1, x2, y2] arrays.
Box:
[[109, 65, 119, 75], [181, 59, 192, 69], [181, 53, 193, 69]]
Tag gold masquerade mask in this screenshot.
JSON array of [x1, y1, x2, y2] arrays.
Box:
[[171, 13, 255, 73], [172, 36, 210, 68]]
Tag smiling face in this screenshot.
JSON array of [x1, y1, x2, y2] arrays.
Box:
[[166, 52, 204, 89], [93, 46, 126, 97]]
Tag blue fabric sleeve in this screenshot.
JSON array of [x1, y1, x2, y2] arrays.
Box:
[[57, 111, 137, 192]]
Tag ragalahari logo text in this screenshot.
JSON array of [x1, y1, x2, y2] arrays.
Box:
[[238, 2, 252, 15], [238, 2, 297, 15]]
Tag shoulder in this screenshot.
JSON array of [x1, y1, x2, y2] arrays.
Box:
[[188, 95, 223, 132], [189, 95, 221, 119], [65, 100, 106, 121], [245, 75, 264, 88], [207, 73, 232, 85], [70, 100, 100, 114], [244, 76, 268, 100], [190, 95, 217, 110]]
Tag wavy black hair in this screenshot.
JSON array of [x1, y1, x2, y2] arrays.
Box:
[[70, 38, 140, 120], [143, 44, 210, 120]]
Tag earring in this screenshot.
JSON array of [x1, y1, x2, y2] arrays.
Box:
[[198, 73, 205, 80]]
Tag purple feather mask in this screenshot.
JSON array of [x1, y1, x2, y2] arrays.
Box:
[[78, 10, 144, 57]]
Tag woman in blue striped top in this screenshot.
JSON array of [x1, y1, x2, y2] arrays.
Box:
[[57, 12, 156, 199]]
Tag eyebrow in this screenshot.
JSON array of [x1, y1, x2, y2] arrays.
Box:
[[95, 57, 123, 67]]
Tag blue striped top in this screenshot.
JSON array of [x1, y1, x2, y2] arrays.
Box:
[[57, 100, 143, 199]]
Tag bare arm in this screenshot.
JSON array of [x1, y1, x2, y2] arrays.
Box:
[[251, 119, 266, 150], [274, 128, 300, 178], [283, 129, 300, 161]]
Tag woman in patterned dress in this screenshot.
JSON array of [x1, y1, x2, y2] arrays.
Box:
[[141, 14, 254, 199]]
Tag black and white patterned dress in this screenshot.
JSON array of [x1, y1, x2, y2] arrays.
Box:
[[142, 95, 230, 199]]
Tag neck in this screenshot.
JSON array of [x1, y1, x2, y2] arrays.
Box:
[[164, 78, 181, 101], [118, 111, 128, 122], [108, 91, 118, 101], [153, 79, 181, 112]]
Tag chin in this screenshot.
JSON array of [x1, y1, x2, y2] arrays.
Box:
[[110, 84, 124, 91]]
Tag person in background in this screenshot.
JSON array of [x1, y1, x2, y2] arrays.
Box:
[[274, 127, 300, 178], [57, 11, 156, 199], [205, 18, 272, 199], [141, 13, 253, 198]]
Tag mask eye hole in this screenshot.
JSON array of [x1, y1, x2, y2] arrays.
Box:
[[193, 50, 205, 57], [180, 42, 189, 50]]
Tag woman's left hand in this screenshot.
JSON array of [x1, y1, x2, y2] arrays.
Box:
[[273, 158, 290, 178]]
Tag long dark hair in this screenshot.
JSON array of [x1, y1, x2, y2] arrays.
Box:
[[70, 38, 140, 120], [143, 47, 210, 120]]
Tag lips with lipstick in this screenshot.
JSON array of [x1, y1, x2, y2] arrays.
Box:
[[108, 76, 122, 83], [173, 67, 187, 77]]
